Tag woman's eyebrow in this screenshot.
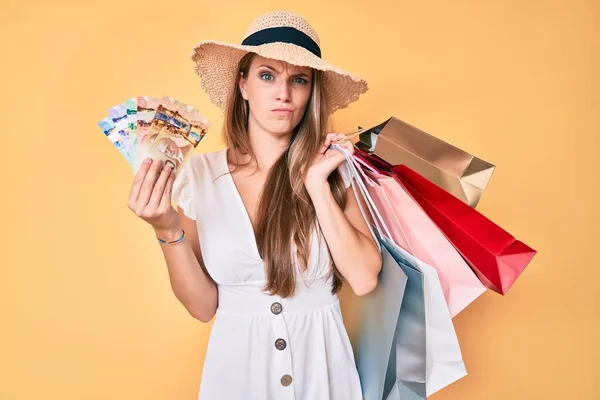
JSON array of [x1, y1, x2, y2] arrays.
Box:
[[258, 64, 310, 78], [258, 64, 279, 72]]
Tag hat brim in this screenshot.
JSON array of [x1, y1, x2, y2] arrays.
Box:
[[191, 40, 368, 114]]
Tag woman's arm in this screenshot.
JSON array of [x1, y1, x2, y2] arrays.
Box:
[[306, 181, 382, 296], [130, 158, 217, 323], [155, 210, 218, 323]]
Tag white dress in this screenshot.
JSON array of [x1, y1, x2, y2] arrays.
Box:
[[172, 149, 363, 400]]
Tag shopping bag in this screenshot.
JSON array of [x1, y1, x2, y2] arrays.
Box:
[[351, 219, 408, 399], [382, 238, 467, 397], [336, 147, 426, 400], [352, 155, 486, 317], [392, 164, 537, 295], [354, 117, 495, 208], [380, 239, 427, 400], [337, 146, 467, 398], [344, 150, 468, 396], [355, 240, 423, 400]]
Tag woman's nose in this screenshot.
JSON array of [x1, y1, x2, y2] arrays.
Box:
[[276, 81, 292, 102]]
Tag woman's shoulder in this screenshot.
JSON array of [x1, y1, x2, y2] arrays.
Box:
[[173, 149, 226, 206], [187, 148, 227, 170]]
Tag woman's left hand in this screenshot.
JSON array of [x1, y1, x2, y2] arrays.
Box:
[[305, 133, 354, 190]]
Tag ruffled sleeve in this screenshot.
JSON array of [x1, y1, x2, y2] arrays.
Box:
[[172, 158, 196, 220]]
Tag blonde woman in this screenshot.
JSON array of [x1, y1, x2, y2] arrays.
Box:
[[128, 10, 381, 400]]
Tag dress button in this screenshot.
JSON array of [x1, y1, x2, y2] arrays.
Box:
[[275, 338, 287, 350], [270, 302, 282, 315], [281, 374, 293, 386]]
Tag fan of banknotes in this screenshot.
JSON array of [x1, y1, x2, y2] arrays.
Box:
[[97, 96, 210, 175]]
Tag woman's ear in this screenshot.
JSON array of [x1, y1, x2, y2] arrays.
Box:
[[238, 72, 249, 101]]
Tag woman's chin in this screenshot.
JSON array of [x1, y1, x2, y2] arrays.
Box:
[[266, 123, 296, 137]]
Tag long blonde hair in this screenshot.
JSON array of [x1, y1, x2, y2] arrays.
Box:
[[222, 52, 348, 298]]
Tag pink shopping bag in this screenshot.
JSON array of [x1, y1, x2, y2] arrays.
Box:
[[353, 155, 486, 317]]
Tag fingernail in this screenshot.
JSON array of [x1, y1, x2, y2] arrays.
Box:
[[144, 158, 152, 164]]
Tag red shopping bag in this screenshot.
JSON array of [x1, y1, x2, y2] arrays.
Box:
[[389, 164, 537, 295]]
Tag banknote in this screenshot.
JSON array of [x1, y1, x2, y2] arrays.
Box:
[[108, 102, 134, 166], [97, 117, 130, 163], [100, 95, 210, 174], [184, 108, 209, 147], [124, 97, 139, 167], [146, 102, 210, 175], [134, 96, 170, 172], [137, 96, 184, 160]]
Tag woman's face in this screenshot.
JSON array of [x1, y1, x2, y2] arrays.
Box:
[[239, 55, 313, 138]]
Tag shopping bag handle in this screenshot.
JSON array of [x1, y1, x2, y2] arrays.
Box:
[[353, 153, 379, 174], [332, 145, 385, 239], [344, 151, 394, 240], [333, 145, 425, 275], [331, 145, 393, 241], [335, 145, 389, 238], [344, 127, 368, 141], [333, 148, 381, 252]]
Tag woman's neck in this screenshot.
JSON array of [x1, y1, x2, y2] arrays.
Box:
[[231, 126, 293, 173]]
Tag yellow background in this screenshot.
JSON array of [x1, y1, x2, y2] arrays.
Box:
[[1, 0, 598, 399]]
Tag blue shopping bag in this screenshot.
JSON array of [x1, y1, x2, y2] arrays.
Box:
[[333, 145, 428, 400], [353, 239, 408, 400], [380, 239, 426, 400]]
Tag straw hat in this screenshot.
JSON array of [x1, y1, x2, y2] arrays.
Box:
[[190, 10, 369, 115]]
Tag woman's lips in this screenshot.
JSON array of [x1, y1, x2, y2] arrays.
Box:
[[272, 109, 293, 115]]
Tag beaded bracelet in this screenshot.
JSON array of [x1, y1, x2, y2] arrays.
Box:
[[157, 230, 186, 244]]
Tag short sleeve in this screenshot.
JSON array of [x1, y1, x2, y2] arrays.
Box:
[[337, 162, 353, 190], [172, 158, 196, 220]]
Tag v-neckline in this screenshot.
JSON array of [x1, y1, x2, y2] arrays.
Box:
[[222, 148, 263, 261]]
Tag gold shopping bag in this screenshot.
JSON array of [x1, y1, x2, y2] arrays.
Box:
[[354, 117, 495, 208]]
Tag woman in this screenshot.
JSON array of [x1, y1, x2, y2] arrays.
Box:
[[128, 10, 382, 400]]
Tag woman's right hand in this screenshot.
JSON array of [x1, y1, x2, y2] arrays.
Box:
[[128, 157, 181, 238]]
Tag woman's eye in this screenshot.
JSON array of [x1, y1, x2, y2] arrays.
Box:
[[294, 77, 308, 84], [260, 73, 274, 81]]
